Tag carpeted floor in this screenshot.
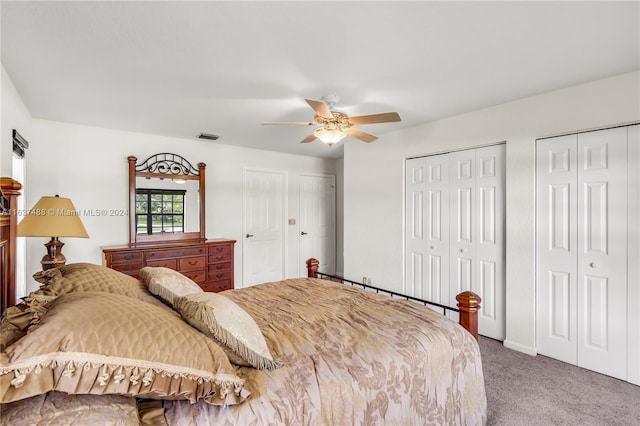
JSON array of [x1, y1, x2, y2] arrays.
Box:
[[478, 337, 640, 426]]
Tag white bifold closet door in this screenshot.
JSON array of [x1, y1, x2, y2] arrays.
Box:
[[536, 124, 639, 384], [405, 144, 505, 340]]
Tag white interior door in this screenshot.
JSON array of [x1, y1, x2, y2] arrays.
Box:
[[449, 145, 505, 339], [243, 169, 285, 286], [405, 156, 450, 301], [299, 174, 336, 275], [576, 127, 627, 380], [474, 145, 506, 339], [536, 134, 579, 365], [406, 145, 505, 339], [536, 126, 632, 382], [628, 124, 640, 386], [449, 149, 477, 303], [405, 157, 427, 298]]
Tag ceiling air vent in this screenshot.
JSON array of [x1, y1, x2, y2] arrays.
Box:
[[197, 133, 220, 141]]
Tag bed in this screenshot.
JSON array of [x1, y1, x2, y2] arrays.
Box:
[[0, 181, 486, 425]]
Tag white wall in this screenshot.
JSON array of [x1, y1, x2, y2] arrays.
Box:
[[23, 119, 337, 294], [1, 63, 33, 302], [1, 64, 32, 176], [343, 70, 640, 355]]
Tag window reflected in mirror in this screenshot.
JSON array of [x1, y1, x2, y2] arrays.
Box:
[[135, 189, 185, 235]]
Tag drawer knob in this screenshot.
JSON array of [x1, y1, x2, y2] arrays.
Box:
[[215, 247, 223, 252], [188, 260, 198, 266], [217, 273, 224, 278]]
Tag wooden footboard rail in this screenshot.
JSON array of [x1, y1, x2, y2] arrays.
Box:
[[306, 258, 482, 341]]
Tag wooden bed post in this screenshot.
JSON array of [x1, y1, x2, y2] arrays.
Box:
[[0, 178, 22, 313], [456, 291, 482, 341], [306, 258, 319, 278]]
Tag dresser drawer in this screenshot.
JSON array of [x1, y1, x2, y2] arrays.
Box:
[[181, 269, 206, 283], [179, 256, 207, 271], [208, 261, 232, 272], [208, 270, 232, 281], [146, 259, 177, 269], [146, 246, 206, 260], [209, 253, 232, 263], [200, 280, 232, 293], [208, 244, 232, 256], [109, 252, 143, 264], [110, 262, 144, 273]]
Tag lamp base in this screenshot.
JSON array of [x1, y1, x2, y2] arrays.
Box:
[[41, 237, 66, 270]]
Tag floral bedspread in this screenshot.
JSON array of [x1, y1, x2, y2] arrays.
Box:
[[164, 278, 487, 425]]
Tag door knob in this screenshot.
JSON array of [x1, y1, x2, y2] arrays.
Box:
[[430, 245, 435, 249], [460, 248, 466, 253], [301, 231, 308, 236], [589, 262, 597, 268], [245, 234, 254, 238]]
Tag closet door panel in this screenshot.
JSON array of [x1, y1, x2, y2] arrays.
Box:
[[405, 156, 450, 302], [577, 127, 627, 380], [405, 158, 427, 299], [536, 134, 578, 365], [628, 124, 640, 386], [475, 145, 506, 339], [424, 155, 450, 303], [449, 150, 476, 304]]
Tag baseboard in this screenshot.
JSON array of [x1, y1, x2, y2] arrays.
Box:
[[503, 339, 538, 356]]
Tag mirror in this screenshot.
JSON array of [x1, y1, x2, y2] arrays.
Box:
[[128, 153, 206, 245]]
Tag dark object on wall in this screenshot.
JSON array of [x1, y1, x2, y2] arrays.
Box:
[[12, 129, 29, 159]]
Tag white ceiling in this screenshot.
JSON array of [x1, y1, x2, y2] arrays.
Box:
[[2, 1, 638, 159]]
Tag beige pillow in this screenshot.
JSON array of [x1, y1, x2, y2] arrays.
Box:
[[176, 292, 281, 370], [32, 263, 163, 307], [4, 263, 168, 350], [0, 291, 249, 405], [140, 267, 203, 306]]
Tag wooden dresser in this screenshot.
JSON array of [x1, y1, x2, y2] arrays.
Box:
[[102, 239, 235, 292]]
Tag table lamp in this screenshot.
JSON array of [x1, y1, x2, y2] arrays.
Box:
[[17, 195, 89, 270]]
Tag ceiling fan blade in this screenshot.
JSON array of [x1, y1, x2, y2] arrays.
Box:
[[344, 127, 378, 143], [305, 99, 334, 120], [348, 112, 401, 125], [261, 121, 316, 126], [300, 132, 317, 143]]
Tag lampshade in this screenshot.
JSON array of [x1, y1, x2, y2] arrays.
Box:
[[314, 127, 347, 146], [18, 196, 89, 238], [18, 195, 89, 270]]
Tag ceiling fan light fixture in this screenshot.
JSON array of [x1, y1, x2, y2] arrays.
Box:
[[262, 95, 401, 146], [314, 127, 347, 146]]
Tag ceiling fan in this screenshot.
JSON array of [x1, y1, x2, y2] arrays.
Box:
[[261, 95, 401, 146]]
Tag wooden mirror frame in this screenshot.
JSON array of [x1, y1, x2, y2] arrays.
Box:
[[128, 153, 206, 245]]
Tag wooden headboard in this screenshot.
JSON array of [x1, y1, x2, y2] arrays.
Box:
[[0, 177, 22, 314]]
